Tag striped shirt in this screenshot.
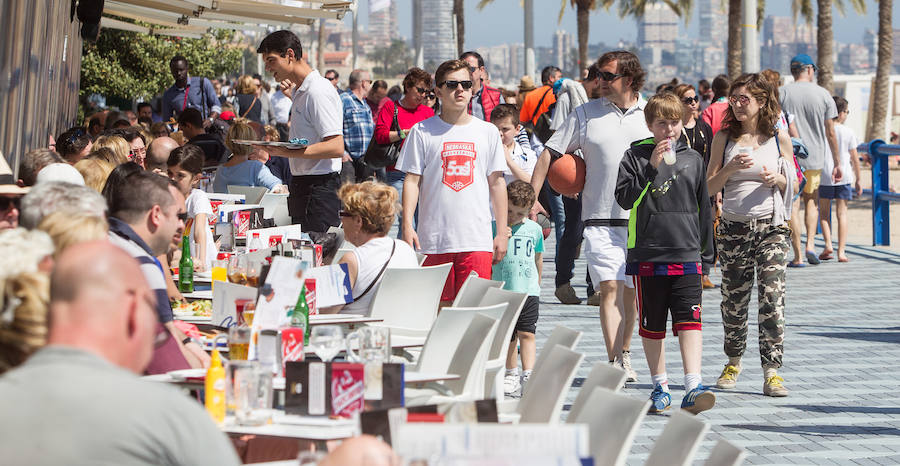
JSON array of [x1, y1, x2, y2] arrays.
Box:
[[108, 217, 173, 323]]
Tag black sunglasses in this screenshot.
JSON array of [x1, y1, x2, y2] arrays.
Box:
[[415, 86, 430, 94], [0, 196, 21, 211], [468, 66, 477, 73], [339, 210, 355, 218], [599, 71, 623, 82], [425, 92, 436, 99], [177, 212, 188, 222], [682, 96, 700, 104], [439, 80, 474, 90]]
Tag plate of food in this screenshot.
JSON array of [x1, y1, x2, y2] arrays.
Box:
[[167, 369, 206, 381], [171, 299, 213, 317]]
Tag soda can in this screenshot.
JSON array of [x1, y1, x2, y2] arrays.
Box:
[[305, 278, 317, 315], [280, 327, 305, 376]]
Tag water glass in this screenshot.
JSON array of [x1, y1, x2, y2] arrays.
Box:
[[310, 325, 344, 362], [346, 326, 391, 363], [231, 361, 273, 426]]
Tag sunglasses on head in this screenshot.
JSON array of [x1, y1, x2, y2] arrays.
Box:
[[0, 196, 21, 211], [339, 210, 355, 218], [682, 96, 700, 104], [439, 80, 474, 90], [599, 71, 623, 81]]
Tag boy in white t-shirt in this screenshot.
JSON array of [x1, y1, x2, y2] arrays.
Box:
[[818, 96, 862, 263], [490, 104, 537, 184], [166, 144, 218, 271], [396, 59, 509, 306]]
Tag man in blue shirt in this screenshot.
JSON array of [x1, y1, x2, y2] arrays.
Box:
[[160, 55, 221, 123], [340, 69, 376, 183]]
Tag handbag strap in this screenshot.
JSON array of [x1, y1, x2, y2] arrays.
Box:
[[529, 88, 552, 124], [240, 94, 259, 119], [391, 104, 400, 132], [354, 240, 396, 301]]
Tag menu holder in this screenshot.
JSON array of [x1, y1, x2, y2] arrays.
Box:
[[211, 281, 257, 328], [284, 361, 367, 418], [364, 363, 405, 409], [301, 264, 352, 308]]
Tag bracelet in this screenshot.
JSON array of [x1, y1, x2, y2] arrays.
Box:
[[398, 129, 406, 140], [182, 337, 194, 346]]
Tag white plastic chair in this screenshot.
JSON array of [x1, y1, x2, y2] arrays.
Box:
[[525, 325, 583, 395], [568, 387, 650, 466], [567, 362, 627, 421], [476, 288, 528, 400], [452, 272, 504, 308], [499, 344, 584, 423], [414, 303, 508, 373], [703, 439, 747, 466], [416, 252, 427, 266], [644, 410, 710, 466], [330, 246, 355, 265], [366, 263, 451, 346], [405, 313, 499, 406]]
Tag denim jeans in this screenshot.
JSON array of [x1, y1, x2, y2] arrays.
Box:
[[554, 194, 594, 294]]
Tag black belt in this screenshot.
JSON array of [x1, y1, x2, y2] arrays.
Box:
[[290, 172, 339, 182], [584, 219, 628, 227]]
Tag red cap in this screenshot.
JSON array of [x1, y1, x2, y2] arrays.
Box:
[[220, 110, 236, 121]]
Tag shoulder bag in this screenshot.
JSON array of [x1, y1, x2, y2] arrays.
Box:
[[363, 105, 402, 169]]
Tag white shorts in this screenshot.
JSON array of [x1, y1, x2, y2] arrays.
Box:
[[583, 225, 634, 288]]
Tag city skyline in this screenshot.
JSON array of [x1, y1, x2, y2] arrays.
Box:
[[349, 0, 898, 51]]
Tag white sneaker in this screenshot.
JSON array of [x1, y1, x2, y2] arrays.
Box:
[[504, 373, 521, 397], [520, 371, 532, 392], [621, 351, 638, 383]]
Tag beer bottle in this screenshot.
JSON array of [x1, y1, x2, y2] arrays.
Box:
[[178, 235, 194, 293], [291, 283, 310, 340]]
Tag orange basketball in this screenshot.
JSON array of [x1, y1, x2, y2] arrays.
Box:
[[547, 153, 585, 196]]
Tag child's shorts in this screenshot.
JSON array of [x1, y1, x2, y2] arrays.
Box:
[[511, 295, 540, 337], [819, 184, 853, 200], [635, 275, 702, 339]]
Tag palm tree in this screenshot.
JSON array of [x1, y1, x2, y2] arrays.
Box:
[[555, 0, 613, 77], [454, 0, 465, 55], [477, 0, 536, 79], [867, 0, 892, 141], [726, 0, 741, 79], [792, 0, 867, 93]]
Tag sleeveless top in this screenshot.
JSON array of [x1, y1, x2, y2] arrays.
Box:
[[340, 237, 419, 315], [722, 136, 781, 219]]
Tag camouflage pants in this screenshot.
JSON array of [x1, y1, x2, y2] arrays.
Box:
[[717, 218, 789, 369]]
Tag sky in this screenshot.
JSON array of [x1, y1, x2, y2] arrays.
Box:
[[351, 0, 899, 49]]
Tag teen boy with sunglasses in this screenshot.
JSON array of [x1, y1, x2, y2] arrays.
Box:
[[396, 59, 509, 306]]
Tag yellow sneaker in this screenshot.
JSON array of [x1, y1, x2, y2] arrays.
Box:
[[763, 374, 789, 397], [716, 364, 740, 389]]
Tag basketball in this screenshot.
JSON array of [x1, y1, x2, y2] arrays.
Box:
[[547, 153, 585, 196]]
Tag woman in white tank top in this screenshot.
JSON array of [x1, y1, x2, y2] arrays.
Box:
[[320, 181, 418, 316], [706, 73, 796, 399]]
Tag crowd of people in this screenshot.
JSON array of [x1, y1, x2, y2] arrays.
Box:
[[0, 23, 867, 461]]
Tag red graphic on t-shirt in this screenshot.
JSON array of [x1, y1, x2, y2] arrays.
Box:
[[441, 142, 476, 192]]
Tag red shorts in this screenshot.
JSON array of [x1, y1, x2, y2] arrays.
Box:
[[422, 251, 493, 302]]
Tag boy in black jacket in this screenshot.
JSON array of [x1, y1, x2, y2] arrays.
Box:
[[615, 93, 715, 415]]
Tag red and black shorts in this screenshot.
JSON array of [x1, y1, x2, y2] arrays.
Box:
[[635, 274, 702, 339]]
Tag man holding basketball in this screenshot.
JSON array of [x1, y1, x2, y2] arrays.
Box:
[[531, 51, 651, 377]]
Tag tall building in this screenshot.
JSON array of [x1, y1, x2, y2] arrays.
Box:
[[697, 0, 727, 48], [421, 0, 456, 66], [638, 3, 678, 54], [763, 16, 795, 47], [369, 0, 398, 46], [553, 30, 575, 75]]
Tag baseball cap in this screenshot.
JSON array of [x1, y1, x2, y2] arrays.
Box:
[[790, 54, 817, 71], [35, 163, 85, 186]]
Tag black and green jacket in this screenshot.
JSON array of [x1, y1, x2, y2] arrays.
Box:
[[614, 137, 714, 266]]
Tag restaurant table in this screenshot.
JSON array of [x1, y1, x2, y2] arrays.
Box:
[[144, 372, 458, 391], [224, 413, 358, 441], [176, 314, 384, 329]]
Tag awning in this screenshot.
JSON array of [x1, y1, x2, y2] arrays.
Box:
[[102, 0, 353, 34]]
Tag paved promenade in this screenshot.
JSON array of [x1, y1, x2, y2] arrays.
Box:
[[535, 235, 900, 465]]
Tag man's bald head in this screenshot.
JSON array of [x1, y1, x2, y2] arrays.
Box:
[[146, 137, 180, 172], [49, 241, 158, 373]]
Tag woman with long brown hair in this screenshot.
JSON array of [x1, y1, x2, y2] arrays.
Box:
[[706, 73, 796, 398]]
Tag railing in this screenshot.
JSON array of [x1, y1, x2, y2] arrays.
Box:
[[857, 140, 900, 246]]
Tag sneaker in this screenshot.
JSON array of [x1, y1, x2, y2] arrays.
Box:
[[648, 385, 671, 413], [763, 374, 789, 397], [621, 351, 638, 382], [586, 291, 601, 306], [555, 283, 582, 305], [716, 364, 740, 389], [503, 373, 521, 397], [520, 371, 531, 391], [681, 385, 716, 414]]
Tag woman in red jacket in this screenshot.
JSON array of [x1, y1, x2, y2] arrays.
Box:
[[375, 67, 435, 210]]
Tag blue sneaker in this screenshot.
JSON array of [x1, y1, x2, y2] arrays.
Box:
[[681, 385, 716, 415], [648, 385, 671, 413]]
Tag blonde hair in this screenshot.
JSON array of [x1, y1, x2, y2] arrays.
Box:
[[91, 135, 130, 165], [644, 93, 685, 126], [74, 157, 115, 193], [264, 125, 280, 142], [37, 211, 109, 257], [237, 75, 258, 95], [0, 228, 53, 375], [226, 119, 256, 157], [338, 181, 399, 235]]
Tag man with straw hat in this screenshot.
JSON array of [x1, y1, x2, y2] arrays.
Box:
[[0, 155, 29, 230]]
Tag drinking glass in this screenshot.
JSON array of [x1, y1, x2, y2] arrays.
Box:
[[346, 327, 390, 363], [309, 325, 344, 362], [228, 254, 247, 285]]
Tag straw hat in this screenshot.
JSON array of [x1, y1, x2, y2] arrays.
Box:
[[0, 154, 28, 195], [518, 76, 536, 93]]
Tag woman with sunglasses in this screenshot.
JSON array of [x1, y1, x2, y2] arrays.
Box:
[[706, 73, 796, 399], [374, 67, 435, 212]]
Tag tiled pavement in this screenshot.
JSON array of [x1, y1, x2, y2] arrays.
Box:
[[534, 235, 900, 465]]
